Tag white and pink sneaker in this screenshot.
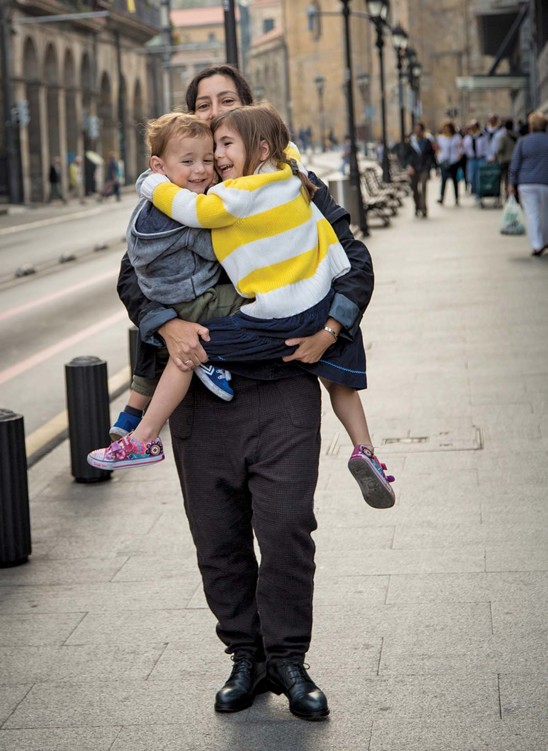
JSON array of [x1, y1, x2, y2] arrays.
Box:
[[348, 444, 395, 508]]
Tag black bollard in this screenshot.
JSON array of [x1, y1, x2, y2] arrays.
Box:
[[65, 356, 112, 483], [0, 409, 31, 567], [128, 326, 139, 376]]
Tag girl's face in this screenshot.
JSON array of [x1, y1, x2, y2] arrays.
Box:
[[194, 75, 243, 121], [151, 134, 215, 193], [214, 124, 247, 180], [214, 124, 271, 181]]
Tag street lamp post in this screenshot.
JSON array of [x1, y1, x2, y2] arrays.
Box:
[[406, 47, 421, 129], [313, 75, 326, 152], [160, 0, 172, 112], [223, 0, 239, 67], [307, 1, 369, 235], [356, 72, 370, 148], [411, 60, 422, 125], [366, 0, 391, 183], [340, 0, 369, 235], [391, 23, 408, 165]]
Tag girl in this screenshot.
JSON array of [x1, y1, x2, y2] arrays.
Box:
[[88, 104, 395, 509]]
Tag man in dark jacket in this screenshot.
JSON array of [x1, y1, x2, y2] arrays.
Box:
[[47, 156, 67, 204], [403, 122, 436, 218]]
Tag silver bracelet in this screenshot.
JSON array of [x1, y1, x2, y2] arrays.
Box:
[[323, 326, 338, 341]]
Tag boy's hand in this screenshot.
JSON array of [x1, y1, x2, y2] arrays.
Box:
[[158, 318, 210, 372], [140, 172, 170, 200], [283, 330, 334, 364]]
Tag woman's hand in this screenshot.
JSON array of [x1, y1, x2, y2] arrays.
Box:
[[158, 318, 210, 372], [282, 330, 335, 364]]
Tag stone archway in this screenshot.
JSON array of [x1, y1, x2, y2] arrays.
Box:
[[23, 36, 43, 203]]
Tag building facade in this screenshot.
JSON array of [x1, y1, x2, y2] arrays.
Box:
[[0, 0, 162, 205]]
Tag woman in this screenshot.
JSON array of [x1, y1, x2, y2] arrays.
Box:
[[117, 64, 375, 720], [508, 111, 548, 256], [436, 120, 464, 206]]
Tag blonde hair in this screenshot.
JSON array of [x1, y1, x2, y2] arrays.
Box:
[[528, 111, 546, 132], [146, 112, 212, 157], [211, 103, 317, 199]]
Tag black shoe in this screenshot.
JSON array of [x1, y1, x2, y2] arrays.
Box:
[[268, 661, 329, 720], [214, 657, 267, 713], [436, 198, 443, 204]]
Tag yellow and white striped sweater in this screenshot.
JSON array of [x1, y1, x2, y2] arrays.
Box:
[[140, 163, 350, 319]]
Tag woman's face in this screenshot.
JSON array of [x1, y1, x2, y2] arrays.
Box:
[[194, 75, 243, 121]]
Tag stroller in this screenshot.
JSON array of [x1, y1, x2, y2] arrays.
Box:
[[478, 164, 501, 208]]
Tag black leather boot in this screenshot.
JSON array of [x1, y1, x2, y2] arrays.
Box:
[[214, 657, 267, 713], [268, 661, 329, 720]]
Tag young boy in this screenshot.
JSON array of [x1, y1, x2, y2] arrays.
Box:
[[110, 112, 244, 439]]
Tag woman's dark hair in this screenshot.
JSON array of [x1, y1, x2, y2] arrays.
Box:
[[185, 65, 254, 112], [211, 103, 317, 200]]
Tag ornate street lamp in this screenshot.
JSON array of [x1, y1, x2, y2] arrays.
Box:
[[391, 22, 408, 164], [314, 75, 326, 152], [306, 1, 369, 235], [356, 72, 370, 145], [406, 47, 422, 129], [411, 59, 422, 125], [365, 0, 391, 183]]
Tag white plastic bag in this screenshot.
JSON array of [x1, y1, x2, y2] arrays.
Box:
[[500, 195, 526, 235]]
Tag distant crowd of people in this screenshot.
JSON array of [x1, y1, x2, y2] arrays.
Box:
[[400, 110, 548, 256]]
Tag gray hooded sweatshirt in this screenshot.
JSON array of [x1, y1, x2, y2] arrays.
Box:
[[127, 172, 219, 305]]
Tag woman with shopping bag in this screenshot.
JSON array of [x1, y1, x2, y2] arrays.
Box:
[[508, 111, 548, 256]]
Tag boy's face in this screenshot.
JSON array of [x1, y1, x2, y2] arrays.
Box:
[[152, 134, 215, 193]]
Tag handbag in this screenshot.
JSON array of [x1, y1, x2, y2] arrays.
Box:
[[500, 195, 525, 235]]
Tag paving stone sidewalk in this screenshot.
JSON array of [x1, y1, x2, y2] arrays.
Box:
[[1, 162, 546, 750]]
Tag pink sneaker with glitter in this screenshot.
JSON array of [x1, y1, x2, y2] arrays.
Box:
[[348, 444, 395, 508], [87, 434, 164, 470]]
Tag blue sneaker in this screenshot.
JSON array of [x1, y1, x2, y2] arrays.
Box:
[[194, 365, 234, 401], [109, 411, 142, 441]]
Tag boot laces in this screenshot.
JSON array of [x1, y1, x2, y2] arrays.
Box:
[[230, 655, 253, 677], [281, 661, 310, 683]]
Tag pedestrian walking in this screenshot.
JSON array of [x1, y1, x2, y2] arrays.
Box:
[[463, 120, 488, 202], [47, 156, 67, 204], [508, 111, 548, 256], [68, 156, 85, 204], [436, 121, 464, 206], [339, 134, 351, 175], [112, 64, 379, 721], [404, 122, 436, 218], [102, 152, 121, 201], [496, 120, 519, 200]]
